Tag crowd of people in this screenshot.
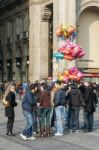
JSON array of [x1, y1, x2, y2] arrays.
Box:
[[1, 79, 99, 141]]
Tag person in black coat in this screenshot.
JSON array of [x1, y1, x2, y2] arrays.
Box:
[[84, 83, 98, 132], [5, 85, 17, 136], [67, 82, 84, 133]]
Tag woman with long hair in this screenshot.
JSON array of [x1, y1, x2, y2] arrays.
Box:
[[5, 83, 17, 136]]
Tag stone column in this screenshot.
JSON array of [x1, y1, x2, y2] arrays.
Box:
[[40, 6, 52, 79], [53, 0, 76, 79], [68, 0, 76, 25], [53, 0, 69, 79], [3, 20, 7, 81], [12, 16, 16, 81], [29, 4, 41, 82], [40, 20, 49, 79], [68, 0, 76, 69]]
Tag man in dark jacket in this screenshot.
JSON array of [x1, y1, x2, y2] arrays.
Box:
[[20, 83, 38, 141], [84, 83, 98, 132], [54, 81, 67, 136], [67, 82, 83, 133]]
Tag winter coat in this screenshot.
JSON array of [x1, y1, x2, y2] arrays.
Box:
[[5, 91, 17, 117], [54, 88, 66, 107], [84, 87, 98, 112], [22, 91, 37, 113], [67, 89, 83, 108], [40, 90, 51, 108], [79, 84, 86, 100]]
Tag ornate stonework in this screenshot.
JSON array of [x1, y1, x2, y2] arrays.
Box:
[[76, 0, 99, 20]]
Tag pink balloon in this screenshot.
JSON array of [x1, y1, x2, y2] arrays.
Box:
[[74, 46, 80, 54], [63, 77, 69, 83], [69, 67, 78, 75], [77, 71, 84, 79], [71, 49, 79, 57], [78, 50, 85, 58]]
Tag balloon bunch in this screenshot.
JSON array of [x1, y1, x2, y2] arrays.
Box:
[[58, 40, 85, 61], [56, 25, 77, 41], [54, 24, 85, 82], [58, 67, 84, 82]]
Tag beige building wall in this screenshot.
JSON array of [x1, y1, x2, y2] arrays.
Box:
[[77, 8, 99, 69]]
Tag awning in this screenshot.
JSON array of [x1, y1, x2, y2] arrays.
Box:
[[83, 73, 99, 77]]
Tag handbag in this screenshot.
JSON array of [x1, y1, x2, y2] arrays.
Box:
[[2, 98, 10, 107]]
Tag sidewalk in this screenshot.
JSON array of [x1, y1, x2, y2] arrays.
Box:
[[0, 101, 99, 150]]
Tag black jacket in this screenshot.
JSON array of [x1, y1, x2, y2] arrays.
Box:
[[54, 88, 66, 107], [22, 91, 37, 113], [67, 89, 83, 107], [5, 91, 17, 117], [84, 87, 98, 112]]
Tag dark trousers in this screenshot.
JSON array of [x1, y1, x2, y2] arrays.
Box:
[[69, 107, 80, 130], [33, 109, 38, 132], [84, 112, 94, 130], [51, 108, 56, 127], [41, 108, 51, 128], [7, 117, 14, 133]]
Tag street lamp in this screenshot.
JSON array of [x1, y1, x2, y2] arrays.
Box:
[[16, 62, 20, 66], [27, 60, 29, 65], [7, 63, 10, 67]]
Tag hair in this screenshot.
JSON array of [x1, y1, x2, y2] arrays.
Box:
[[71, 81, 78, 89], [55, 80, 62, 85], [4, 82, 15, 98], [29, 83, 38, 91]]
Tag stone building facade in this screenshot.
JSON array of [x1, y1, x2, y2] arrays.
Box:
[[0, 0, 99, 82], [0, 0, 29, 82]]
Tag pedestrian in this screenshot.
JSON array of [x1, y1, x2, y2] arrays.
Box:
[[0, 83, 3, 100], [54, 81, 67, 136], [40, 82, 51, 137], [22, 81, 29, 93], [84, 83, 98, 132], [67, 81, 83, 133], [5, 84, 17, 136], [20, 83, 38, 141], [79, 81, 86, 129]]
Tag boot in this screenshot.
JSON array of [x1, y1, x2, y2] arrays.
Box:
[[40, 128, 45, 137], [46, 127, 50, 137]]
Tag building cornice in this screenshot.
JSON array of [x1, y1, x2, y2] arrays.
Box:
[[29, 0, 53, 5], [0, 3, 28, 20], [0, 0, 28, 10]]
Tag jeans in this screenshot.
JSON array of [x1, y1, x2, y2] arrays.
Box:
[[41, 108, 51, 128], [62, 106, 68, 126], [69, 107, 80, 130], [55, 106, 66, 133], [84, 112, 94, 130], [22, 111, 33, 138]]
